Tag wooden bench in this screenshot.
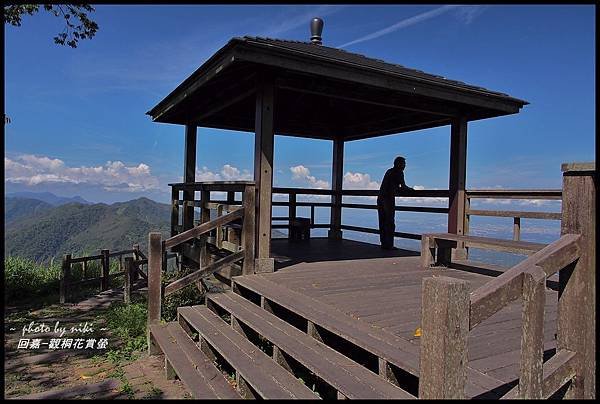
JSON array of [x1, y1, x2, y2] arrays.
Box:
[[289, 217, 311, 241], [421, 233, 547, 268]]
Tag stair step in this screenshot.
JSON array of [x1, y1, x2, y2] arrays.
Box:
[[232, 275, 507, 398], [208, 292, 414, 399], [149, 322, 241, 399], [178, 305, 319, 399], [233, 275, 420, 374]]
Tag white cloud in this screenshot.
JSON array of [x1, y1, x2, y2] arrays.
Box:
[[195, 164, 253, 182], [4, 154, 160, 193], [290, 165, 330, 189], [343, 171, 379, 190]]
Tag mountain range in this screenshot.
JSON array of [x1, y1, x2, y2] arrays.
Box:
[[4, 195, 170, 263]]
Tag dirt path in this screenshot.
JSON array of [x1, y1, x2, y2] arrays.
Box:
[[4, 288, 191, 399]]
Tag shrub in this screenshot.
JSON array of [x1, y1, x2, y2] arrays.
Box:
[[4, 256, 61, 300]]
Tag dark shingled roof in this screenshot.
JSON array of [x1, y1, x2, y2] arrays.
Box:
[[147, 32, 528, 139], [239, 36, 525, 104]]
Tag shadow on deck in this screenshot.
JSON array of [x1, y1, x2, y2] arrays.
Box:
[[271, 237, 419, 270]]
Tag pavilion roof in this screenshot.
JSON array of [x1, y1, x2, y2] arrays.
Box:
[[147, 36, 528, 140]]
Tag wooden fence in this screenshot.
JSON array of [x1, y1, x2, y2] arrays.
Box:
[[148, 182, 255, 325], [59, 244, 148, 304], [418, 162, 595, 399]]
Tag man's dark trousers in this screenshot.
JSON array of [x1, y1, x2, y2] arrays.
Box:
[[377, 195, 395, 249]]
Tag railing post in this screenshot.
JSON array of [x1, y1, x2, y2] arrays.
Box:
[[60, 254, 71, 304], [513, 217, 521, 241], [242, 184, 256, 275], [216, 204, 224, 249], [132, 243, 140, 282], [101, 249, 109, 291], [519, 266, 546, 398], [419, 276, 470, 399], [148, 232, 163, 331], [288, 192, 296, 239], [200, 189, 211, 268], [557, 162, 596, 399], [124, 257, 133, 304], [171, 186, 180, 237]]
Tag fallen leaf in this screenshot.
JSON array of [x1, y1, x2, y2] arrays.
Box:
[[414, 327, 422, 337]]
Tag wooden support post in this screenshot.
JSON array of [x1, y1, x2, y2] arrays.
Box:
[[557, 162, 596, 399], [147, 232, 163, 330], [448, 117, 468, 260], [101, 249, 109, 291], [253, 73, 275, 273], [227, 191, 235, 204], [124, 257, 133, 304], [419, 276, 470, 399], [328, 137, 344, 240], [182, 125, 197, 232], [241, 184, 256, 275], [60, 254, 71, 304], [519, 266, 546, 398], [513, 217, 521, 241]]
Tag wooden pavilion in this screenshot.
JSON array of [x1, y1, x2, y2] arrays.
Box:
[[143, 19, 594, 400], [146, 25, 528, 272]]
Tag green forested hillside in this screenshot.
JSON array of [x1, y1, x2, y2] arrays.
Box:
[[4, 197, 170, 263], [5, 197, 54, 227]]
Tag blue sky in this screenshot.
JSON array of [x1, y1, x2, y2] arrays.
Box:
[[4, 4, 595, 205]]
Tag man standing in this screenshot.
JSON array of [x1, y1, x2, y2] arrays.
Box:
[[377, 156, 414, 250]]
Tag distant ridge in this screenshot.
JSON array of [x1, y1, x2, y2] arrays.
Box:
[[4, 197, 170, 263], [6, 191, 90, 206]]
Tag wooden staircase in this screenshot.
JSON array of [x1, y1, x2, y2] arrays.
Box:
[[148, 275, 417, 399]]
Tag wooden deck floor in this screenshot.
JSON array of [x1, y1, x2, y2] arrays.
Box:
[[268, 238, 558, 394]]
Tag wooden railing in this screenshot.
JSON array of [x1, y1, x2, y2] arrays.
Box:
[[60, 244, 147, 304], [272, 187, 449, 241], [419, 235, 581, 399], [148, 181, 255, 325], [418, 163, 596, 399], [465, 189, 562, 241]]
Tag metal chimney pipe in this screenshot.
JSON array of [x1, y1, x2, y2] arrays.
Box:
[[310, 17, 323, 45]]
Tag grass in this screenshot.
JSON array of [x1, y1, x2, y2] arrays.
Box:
[[101, 296, 148, 363]]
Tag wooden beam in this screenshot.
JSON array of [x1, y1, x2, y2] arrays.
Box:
[[448, 117, 468, 259], [253, 72, 275, 273], [344, 117, 451, 141], [277, 76, 460, 117], [234, 45, 524, 114], [328, 137, 344, 239]]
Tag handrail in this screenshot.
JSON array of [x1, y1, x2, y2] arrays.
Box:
[[466, 189, 562, 199], [164, 208, 244, 249], [469, 233, 581, 329], [164, 251, 245, 297]]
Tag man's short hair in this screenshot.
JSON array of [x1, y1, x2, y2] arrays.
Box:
[[394, 156, 406, 167]]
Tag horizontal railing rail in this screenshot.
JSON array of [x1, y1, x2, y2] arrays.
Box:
[[469, 234, 581, 328], [465, 189, 562, 242]]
